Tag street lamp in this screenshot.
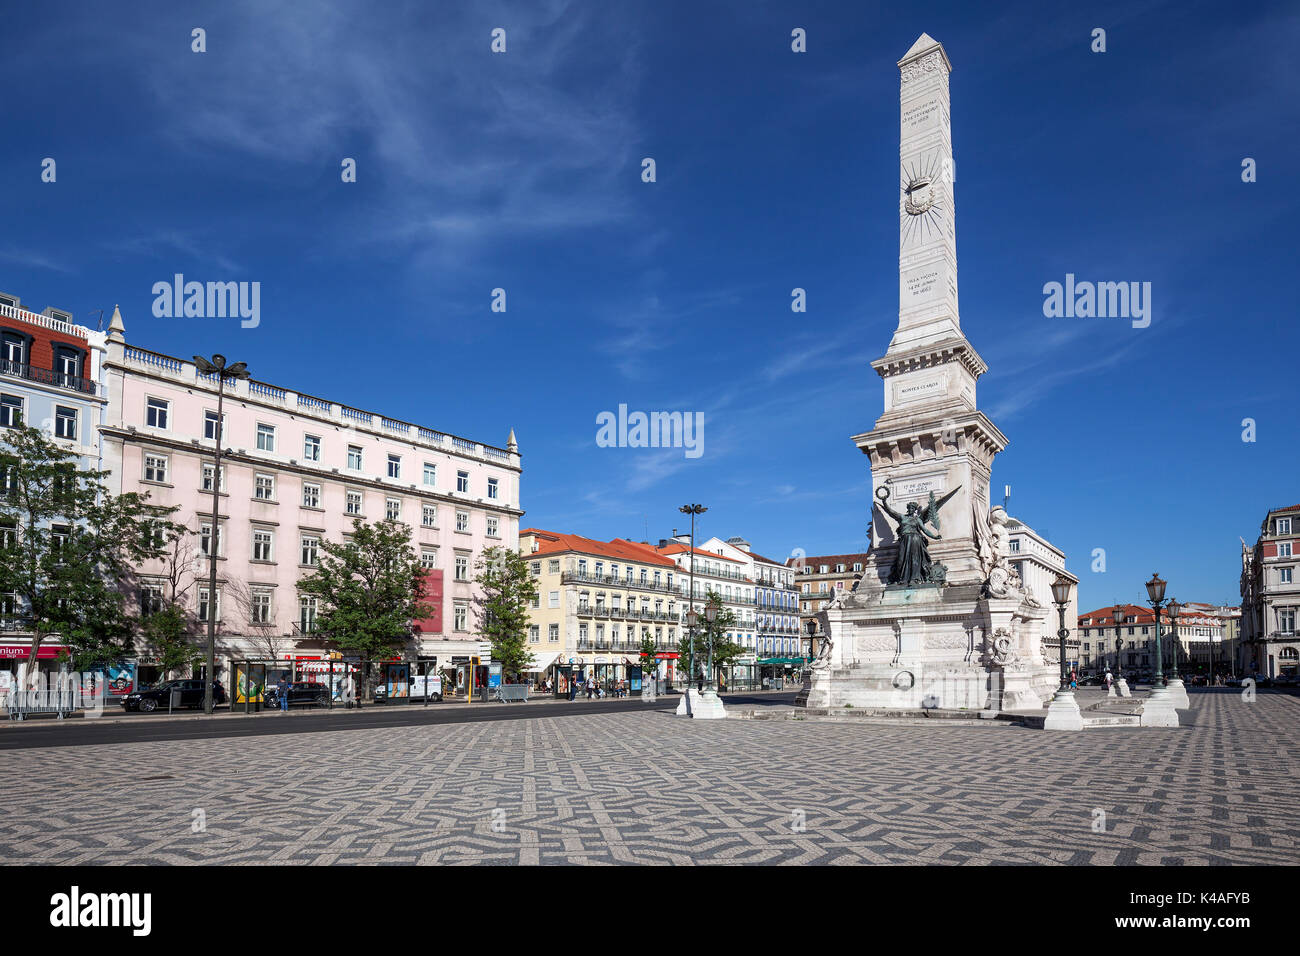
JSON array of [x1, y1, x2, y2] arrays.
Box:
[[1145, 572, 1168, 688], [1111, 603, 1125, 682], [1166, 597, 1182, 682], [193, 354, 249, 715], [704, 594, 720, 692], [679, 504, 706, 695], [1043, 573, 1084, 730], [1050, 575, 1073, 690]]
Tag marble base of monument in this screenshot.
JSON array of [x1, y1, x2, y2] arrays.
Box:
[[675, 688, 727, 719], [1116, 678, 1131, 698], [1165, 678, 1190, 709], [799, 582, 1057, 713], [1042, 688, 1085, 731], [1139, 685, 1180, 727]]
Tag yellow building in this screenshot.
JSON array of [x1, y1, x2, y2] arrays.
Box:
[[520, 529, 681, 693]]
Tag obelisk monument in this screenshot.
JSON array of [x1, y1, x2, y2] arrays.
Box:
[[798, 35, 1057, 713]]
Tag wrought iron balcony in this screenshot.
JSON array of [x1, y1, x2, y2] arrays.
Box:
[[0, 358, 97, 396]]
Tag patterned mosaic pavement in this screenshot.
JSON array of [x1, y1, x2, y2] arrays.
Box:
[[2, 690, 1297, 865]]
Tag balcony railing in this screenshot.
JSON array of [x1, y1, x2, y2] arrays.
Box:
[[0, 358, 97, 396], [561, 570, 677, 594]]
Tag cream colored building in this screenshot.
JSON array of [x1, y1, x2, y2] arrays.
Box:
[[1003, 516, 1079, 666], [520, 529, 680, 687]]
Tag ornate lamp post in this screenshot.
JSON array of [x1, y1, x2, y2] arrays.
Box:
[[193, 354, 249, 715], [1165, 596, 1189, 707], [704, 594, 720, 692], [1140, 572, 1180, 725], [1145, 573, 1168, 687], [1043, 574, 1084, 730], [1111, 604, 1130, 697]]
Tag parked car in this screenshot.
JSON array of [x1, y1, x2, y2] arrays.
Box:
[[1076, 675, 1106, 686], [264, 681, 330, 709], [121, 679, 227, 713], [375, 674, 442, 703]]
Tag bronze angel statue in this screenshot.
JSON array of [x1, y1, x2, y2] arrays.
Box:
[[875, 483, 962, 586]]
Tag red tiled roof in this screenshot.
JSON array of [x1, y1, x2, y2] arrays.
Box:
[[522, 530, 676, 566], [655, 543, 744, 563], [1078, 603, 1233, 626]]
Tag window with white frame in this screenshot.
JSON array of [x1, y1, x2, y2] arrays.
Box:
[[146, 397, 169, 429], [1282, 568, 1294, 584], [454, 554, 469, 580], [252, 529, 274, 562], [143, 454, 168, 483], [421, 548, 437, 570], [548, 590, 559, 609], [548, 623, 559, 642], [454, 603, 468, 631], [387, 454, 401, 479], [139, 582, 165, 616], [54, 405, 77, 440], [487, 477, 499, 500], [486, 515, 499, 537], [1280, 542, 1294, 558], [251, 589, 273, 624], [457, 471, 469, 493], [254, 473, 275, 500], [455, 510, 469, 532], [198, 587, 221, 622], [386, 498, 401, 521], [301, 482, 322, 508], [346, 490, 363, 515], [204, 410, 224, 441], [301, 535, 319, 566], [529, 625, 539, 644], [347, 445, 363, 470], [548, 560, 560, 574], [299, 595, 318, 632], [199, 522, 222, 556], [303, 435, 321, 461], [201, 463, 225, 492], [256, 423, 275, 451], [423, 463, 436, 486], [0, 393, 22, 428], [1280, 608, 1296, 634], [1279, 518, 1293, 535]]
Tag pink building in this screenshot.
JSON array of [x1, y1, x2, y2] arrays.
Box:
[[99, 307, 521, 683]]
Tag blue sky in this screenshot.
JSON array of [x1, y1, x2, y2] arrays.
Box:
[[3, 0, 1297, 612]]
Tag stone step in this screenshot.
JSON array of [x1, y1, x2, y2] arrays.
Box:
[[1082, 714, 1143, 728]]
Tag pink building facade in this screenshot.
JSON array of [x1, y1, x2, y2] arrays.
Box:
[[99, 309, 520, 681]]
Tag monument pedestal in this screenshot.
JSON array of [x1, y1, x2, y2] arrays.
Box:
[[1140, 685, 1180, 727], [1166, 678, 1190, 709], [675, 688, 727, 719], [1116, 678, 1131, 698], [1042, 688, 1084, 731], [801, 583, 1056, 712]]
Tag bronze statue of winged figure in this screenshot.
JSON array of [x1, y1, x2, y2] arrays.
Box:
[[875, 483, 962, 586]]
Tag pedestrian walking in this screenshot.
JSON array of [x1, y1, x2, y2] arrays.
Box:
[[567, 675, 577, 701], [277, 675, 289, 713]]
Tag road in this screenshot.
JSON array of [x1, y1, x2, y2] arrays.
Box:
[[0, 690, 799, 750]]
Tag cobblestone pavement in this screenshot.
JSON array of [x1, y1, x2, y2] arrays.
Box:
[[2, 690, 1297, 865]]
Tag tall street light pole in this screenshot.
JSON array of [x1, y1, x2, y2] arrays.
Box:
[[1043, 574, 1083, 730], [1167, 597, 1182, 682], [679, 504, 706, 693], [1146, 572, 1168, 689], [194, 354, 249, 715]]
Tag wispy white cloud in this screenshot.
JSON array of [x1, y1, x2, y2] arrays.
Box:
[[0, 247, 72, 273]]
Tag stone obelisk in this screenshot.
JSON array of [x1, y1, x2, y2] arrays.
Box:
[[798, 35, 1057, 713]]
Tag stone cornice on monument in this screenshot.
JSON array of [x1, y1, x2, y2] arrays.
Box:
[[871, 335, 988, 380], [897, 32, 952, 72], [851, 409, 1008, 471]]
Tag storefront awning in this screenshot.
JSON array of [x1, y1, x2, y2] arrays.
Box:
[[758, 657, 807, 665], [523, 651, 562, 672]]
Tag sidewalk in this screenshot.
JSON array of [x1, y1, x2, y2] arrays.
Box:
[[0, 688, 673, 729]]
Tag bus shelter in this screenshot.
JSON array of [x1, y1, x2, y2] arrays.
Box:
[[229, 657, 444, 712]]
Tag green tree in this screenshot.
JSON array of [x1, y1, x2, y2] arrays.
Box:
[[133, 531, 203, 680], [638, 633, 659, 676], [473, 546, 538, 682], [677, 590, 744, 684], [298, 517, 430, 659], [0, 425, 176, 669]]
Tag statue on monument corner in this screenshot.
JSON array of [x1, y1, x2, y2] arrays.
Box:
[[876, 484, 961, 586]]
